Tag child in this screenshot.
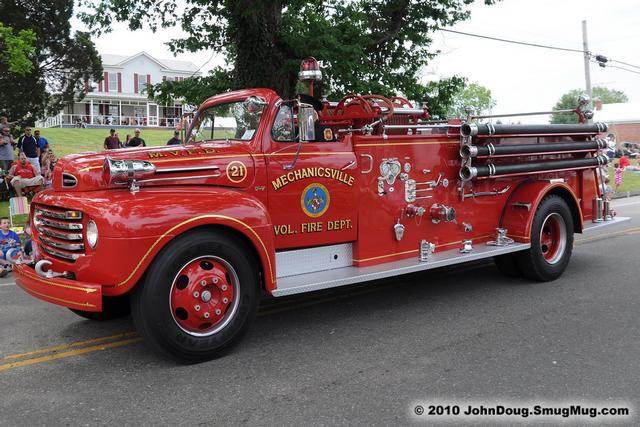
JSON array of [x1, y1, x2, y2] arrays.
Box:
[[23, 223, 33, 258], [0, 217, 21, 276], [614, 162, 623, 191], [603, 177, 613, 201]]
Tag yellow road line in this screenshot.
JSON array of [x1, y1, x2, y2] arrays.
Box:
[[0, 338, 141, 372], [0, 331, 137, 362], [577, 226, 640, 245]]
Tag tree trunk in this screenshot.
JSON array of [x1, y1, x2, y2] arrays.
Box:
[[228, 0, 296, 98]]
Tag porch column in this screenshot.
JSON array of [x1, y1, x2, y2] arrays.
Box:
[[90, 99, 94, 125], [119, 100, 122, 126], [146, 102, 150, 126]]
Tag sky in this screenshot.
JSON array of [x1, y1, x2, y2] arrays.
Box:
[[72, 0, 640, 122]]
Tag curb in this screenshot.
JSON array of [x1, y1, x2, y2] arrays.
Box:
[[612, 191, 640, 199]]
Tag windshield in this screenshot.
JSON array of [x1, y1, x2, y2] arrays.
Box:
[[190, 96, 266, 143]]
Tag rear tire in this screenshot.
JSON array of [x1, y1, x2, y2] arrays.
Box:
[[131, 229, 260, 364], [516, 195, 574, 282], [69, 294, 130, 321]]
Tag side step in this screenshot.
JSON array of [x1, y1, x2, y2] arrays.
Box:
[[272, 242, 530, 297], [581, 216, 630, 233]]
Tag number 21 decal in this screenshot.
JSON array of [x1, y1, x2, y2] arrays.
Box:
[[226, 161, 247, 183]]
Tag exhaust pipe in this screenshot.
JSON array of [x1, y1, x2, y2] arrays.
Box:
[[460, 155, 608, 181], [460, 139, 608, 158]]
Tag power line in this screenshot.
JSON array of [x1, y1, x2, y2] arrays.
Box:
[[439, 28, 584, 54], [609, 59, 640, 70], [605, 64, 640, 75], [440, 28, 640, 75]]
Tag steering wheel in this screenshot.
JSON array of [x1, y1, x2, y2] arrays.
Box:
[[334, 94, 374, 116], [362, 95, 395, 119]]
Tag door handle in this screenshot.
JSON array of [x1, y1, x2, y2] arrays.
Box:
[[360, 154, 373, 174], [341, 160, 357, 170]]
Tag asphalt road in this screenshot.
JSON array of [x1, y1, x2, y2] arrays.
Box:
[[1, 198, 639, 426]]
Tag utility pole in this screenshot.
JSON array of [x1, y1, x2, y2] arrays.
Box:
[[582, 20, 592, 101]]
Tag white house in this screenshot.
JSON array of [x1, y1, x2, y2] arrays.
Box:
[[40, 51, 201, 128]]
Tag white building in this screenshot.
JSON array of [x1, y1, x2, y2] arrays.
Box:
[[40, 51, 200, 128]]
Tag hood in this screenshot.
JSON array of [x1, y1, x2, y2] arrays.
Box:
[[53, 142, 257, 192]]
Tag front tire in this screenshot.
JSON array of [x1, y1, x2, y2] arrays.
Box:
[[516, 195, 574, 282], [131, 229, 260, 363]]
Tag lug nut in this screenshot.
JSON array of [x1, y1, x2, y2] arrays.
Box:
[[193, 291, 200, 298], [215, 309, 221, 315], [212, 277, 219, 284], [200, 280, 207, 286], [194, 305, 201, 311], [222, 297, 229, 304], [204, 312, 210, 319], [201, 290, 212, 303], [221, 285, 227, 291]]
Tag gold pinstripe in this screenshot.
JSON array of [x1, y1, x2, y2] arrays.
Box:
[[115, 214, 274, 287], [21, 287, 97, 308]]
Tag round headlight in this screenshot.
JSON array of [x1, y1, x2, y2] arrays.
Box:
[[87, 220, 98, 249]]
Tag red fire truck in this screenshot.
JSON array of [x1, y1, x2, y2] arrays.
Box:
[[14, 58, 628, 362]]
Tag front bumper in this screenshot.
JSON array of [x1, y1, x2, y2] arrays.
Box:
[[14, 263, 103, 312]]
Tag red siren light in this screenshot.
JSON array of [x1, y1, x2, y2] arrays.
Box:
[[298, 57, 322, 82]]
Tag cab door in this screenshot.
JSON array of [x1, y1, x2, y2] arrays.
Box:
[[266, 103, 358, 250]]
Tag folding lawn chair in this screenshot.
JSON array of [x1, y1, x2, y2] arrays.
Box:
[[9, 196, 29, 227]]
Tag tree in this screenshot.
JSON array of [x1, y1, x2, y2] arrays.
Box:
[[0, 23, 36, 75], [80, 0, 495, 118], [447, 82, 496, 119], [0, 1, 102, 126], [550, 87, 628, 124]]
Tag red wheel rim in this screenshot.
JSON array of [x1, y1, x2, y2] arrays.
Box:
[[539, 213, 567, 265], [169, 256, 239, 336]]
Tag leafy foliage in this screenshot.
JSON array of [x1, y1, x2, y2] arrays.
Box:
[[80, 0, 495, 113], [0, 23, 36, 75], [447, 82, 496, 119], [0, 0, 102, 126], [551, 87, 628, 124]]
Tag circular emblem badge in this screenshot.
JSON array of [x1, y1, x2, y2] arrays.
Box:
[[301, 183, 330, 218], [226, 160, 247, 183]]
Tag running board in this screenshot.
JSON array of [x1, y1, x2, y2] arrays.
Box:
[[272, 242, 531, 297], [581, 216, 630, 233]]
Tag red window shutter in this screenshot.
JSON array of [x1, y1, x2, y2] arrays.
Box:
[[98, 81, 102, 92], [104, 71, 109, 92], [134, 73, 139, 93], [146, 74, 151, 84], [117, 72, 122, 93]]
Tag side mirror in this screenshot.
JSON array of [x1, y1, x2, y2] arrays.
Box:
[[298, 105, 316, 142]]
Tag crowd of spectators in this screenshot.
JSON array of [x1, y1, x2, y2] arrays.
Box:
[[0, 117, 56, 198]]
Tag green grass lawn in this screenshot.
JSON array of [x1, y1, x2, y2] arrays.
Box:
[[611, 162, 640, 194], [37, 127, 177, 157]]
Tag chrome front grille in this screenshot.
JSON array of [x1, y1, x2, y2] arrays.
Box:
[[34, 205, 85, 261]]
